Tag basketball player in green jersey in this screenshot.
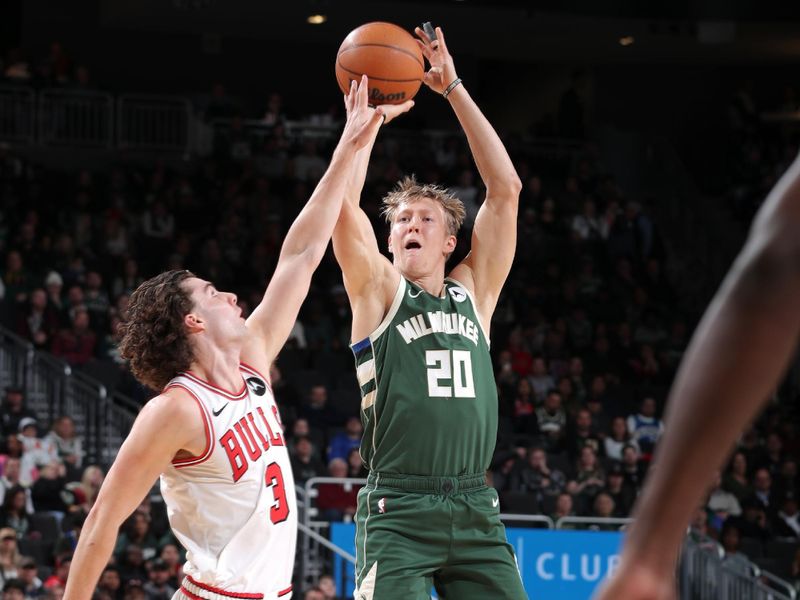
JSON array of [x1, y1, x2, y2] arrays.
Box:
[[332, 25, 527, 600]]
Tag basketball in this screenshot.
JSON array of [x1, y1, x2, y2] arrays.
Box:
[[335, 22, 425, 105]]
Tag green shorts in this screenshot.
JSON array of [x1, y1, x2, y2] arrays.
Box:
[[353, 472, 528, 600]]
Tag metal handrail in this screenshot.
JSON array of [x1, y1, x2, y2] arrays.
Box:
[[555, 516, 633, 529], [499, 513, 555, 528], [298, 522, 356, 564]]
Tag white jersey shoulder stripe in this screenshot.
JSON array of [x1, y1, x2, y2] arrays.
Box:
[[165, 383, 216, 468], [182, 371, 249, 400]]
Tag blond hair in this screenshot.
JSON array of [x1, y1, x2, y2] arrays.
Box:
[[380, 175, 466, 236]]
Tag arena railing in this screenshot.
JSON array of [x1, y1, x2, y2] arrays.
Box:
[[38, 88, 114, 148], [0, 325, 138, 467], [118, 94, 193, 155], [555, 516, 632, 530], [0, 85, 35, 145], [680, 532, 797, 600]]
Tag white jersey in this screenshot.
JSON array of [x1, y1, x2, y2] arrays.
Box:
[[161, 363, 296, 599]]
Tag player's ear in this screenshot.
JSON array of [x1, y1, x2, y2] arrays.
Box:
[[444, 234, 456, 254], [185, 312, 205, 334], [387, 234, 394, 255]]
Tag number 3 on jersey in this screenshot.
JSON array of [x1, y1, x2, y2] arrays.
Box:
[[426, 349, 476, 398], [265, 462, 289, 524]]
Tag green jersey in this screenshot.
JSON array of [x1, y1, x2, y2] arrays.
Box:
[[350, 276, 497, 477]]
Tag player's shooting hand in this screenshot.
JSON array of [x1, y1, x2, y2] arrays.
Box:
[[341, 75, 387, 149], [374, 100, 414, 124], [414, 25, 457, 95]]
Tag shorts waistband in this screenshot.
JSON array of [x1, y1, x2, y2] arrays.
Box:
[[368, 472, 487, 495], [180, 575, 292, 599]]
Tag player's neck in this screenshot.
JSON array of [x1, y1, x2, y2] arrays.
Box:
[[406, 271, 446, 298], [189, 343, 243, 392]]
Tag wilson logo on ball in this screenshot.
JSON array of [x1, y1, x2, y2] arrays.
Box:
[[369, 88, 406, 102]]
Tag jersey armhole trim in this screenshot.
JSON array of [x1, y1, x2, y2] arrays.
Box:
[[350, 277, 406, 349], [445, 277, 491, 347], [165, 383, 215, 468]]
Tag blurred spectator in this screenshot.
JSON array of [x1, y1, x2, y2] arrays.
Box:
[[535, 391, 566, 451], [111, 258, 143, 300], [44, 416, 83, 480], [603, 416, 639, 462], [565, 407, 602, 460], [18, 418, 57, 470], [2, 251, 31, 307], [299, 385, 341, 433], [30, 461, 69, 522], [705, 470, 742, 532], [0, 460, 33, 513], [2, 579, 24, 600], [290, 436, 325, 486], [17, 558, 42, 597], [117, 543, 148, 587], [50, 307, 96, 367], [96, 565, 121, 598], [0, 389, 36, 439], [143, 558, 176, 600], [158, 543, 183, 588], [287, 419, 324, 462], [568, 446, 606, 504], [626, 396, 664, 461], [315, 458, 359, 521], [0, 489, 29, 544], [773, 491, 799, 539], [603, 463, 635, 516], [590, 492, 617, 525], [722, 450, 753, 503], [0, 527, 21, 580], [512, 447, 566, 504], [528, 357, 554, 403], [327, 417, 362, 463], [261, 92, 287, 127], [303, 588, 325, 600], [750, 467, 778, 517], [316, 574, 338, 600], [15, 288, 59, 350], [114, 512, 159, 562], [620, 444, 646, 492], [511, 378, 537, 436], [346, 448, 367, 479], [550, 492, 575, 522], [83, 271, 110, 332]]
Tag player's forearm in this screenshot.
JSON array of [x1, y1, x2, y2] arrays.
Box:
[[621, 235, 800, 573], [446, 84, 521, 200], [280, 143, 360, 263], [345, 121, 381, 208], [64, 509, 119, 598]]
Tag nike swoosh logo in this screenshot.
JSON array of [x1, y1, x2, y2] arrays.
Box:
[[212, 403, 229, 417], [408, 289, 423, 298], [492, 497, 499, 508]]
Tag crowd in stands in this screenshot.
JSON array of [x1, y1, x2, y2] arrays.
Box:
[[0, 42, 798, 596]]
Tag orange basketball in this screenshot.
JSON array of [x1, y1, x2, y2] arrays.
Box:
[[335, 22, 425, 105]]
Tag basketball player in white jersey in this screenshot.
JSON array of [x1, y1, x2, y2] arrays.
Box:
[[63, 77, 413, 599]]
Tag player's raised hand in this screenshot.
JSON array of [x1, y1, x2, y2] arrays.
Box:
[[343, 74, 414, 128], [414, 25, 457, 95], [341, 75, 386, 148]]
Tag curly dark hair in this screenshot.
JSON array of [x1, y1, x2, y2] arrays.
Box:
[[119, 270, 196, 391]]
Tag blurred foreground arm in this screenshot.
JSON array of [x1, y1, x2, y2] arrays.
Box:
[[594, 153, 800, 600]]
